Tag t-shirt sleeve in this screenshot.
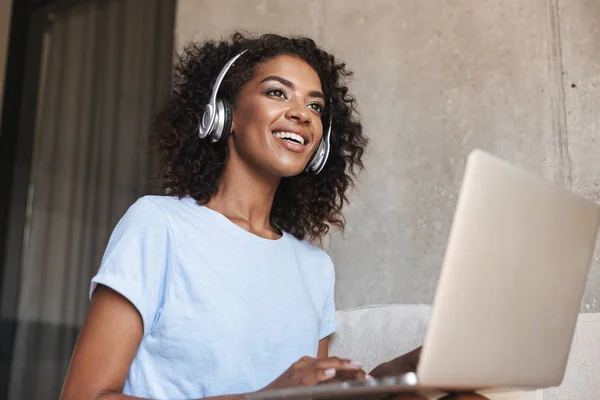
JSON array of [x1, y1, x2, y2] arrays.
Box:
[[319, 255, 338, 340], [90, 197, 173, 336]]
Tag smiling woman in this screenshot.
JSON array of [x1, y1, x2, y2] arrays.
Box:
[[153, 32, 368, 242], [58, 32, 371, 400]]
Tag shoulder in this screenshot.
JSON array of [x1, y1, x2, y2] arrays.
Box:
[[122, 195, 190, 223], [136, 195, 189, 213], [286, 234, 335, 277], [118, 196, 167, 227], [113, 195, 188, 237]]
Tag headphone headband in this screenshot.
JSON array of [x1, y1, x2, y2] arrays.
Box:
[[198, 50, 247, 141]]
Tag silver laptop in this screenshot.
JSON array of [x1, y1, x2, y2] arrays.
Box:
[[247, 149, 600, 399]]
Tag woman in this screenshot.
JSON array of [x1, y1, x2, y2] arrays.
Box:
[[61, 32, 487, 400]]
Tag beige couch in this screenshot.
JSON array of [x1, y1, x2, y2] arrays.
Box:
[[329, 305, 600, 400]]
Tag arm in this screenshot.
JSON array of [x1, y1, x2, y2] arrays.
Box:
[[368, 348, 490, 400], [60, 285, 245, 400], [61, 287, 358, 400], [317, 337, 329, 359], [368, 347, 421, 378]]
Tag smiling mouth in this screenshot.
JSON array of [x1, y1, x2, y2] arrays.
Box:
[[272, 131, 306, 146]]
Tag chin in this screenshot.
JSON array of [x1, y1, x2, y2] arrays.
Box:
[[267, 160, 307, 178], [277, 166, 307, 178]]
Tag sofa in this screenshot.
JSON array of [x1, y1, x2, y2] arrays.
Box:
[[329, 305, 600, 400]]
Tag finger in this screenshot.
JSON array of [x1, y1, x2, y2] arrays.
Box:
[[311, 357, 365, 385], [315, 357, 364, 371], [294, 356, 316, 367], [315, 366, 339, 383], [314, 367, 367, 384], [313, 367, 365, 384], [334, 368, 367, 381]]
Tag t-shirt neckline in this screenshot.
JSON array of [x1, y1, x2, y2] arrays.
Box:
[[184, 196, 288, 245]]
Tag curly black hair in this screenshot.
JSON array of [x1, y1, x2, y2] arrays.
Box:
[[152, 32, 368, 243]]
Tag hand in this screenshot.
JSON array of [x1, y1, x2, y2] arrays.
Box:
[[262, 356, 367, 390], [368, 348, 489, 400], [369, 347, 422, 378]]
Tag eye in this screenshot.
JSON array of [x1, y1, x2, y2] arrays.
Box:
[[265, 88, 287, 99], [308, 102, 324, 114]]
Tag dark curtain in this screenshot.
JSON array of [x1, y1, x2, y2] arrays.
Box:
[[5, 0, 175, 398]]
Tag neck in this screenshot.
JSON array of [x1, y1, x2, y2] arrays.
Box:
[[206, 151, 281, 239]]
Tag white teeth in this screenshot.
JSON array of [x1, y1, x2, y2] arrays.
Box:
[[273, 131, 305, 145]]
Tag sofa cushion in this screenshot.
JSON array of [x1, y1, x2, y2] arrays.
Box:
[[543, 312, 600, 400], [330, 304, 430, 372], [330, 304, 599, 400]]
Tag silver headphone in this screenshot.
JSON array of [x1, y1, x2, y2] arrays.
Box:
[[198, 50, 332, 174]]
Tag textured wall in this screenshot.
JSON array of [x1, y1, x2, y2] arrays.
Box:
[[176, 0, 600, 311]]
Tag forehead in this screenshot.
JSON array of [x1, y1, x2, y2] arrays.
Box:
[[252, 55, 323, 91]]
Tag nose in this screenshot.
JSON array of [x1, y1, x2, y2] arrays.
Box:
[[284, 102, 311, 125]]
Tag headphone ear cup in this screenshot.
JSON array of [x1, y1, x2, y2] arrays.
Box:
[[211, 99, 233, 145], [306, 139, 324, 172], [307, 106, 332, 174], [219, 99, 233, 145]]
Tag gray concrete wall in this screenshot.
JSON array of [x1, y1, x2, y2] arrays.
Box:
[[176, 0, 600, 312]]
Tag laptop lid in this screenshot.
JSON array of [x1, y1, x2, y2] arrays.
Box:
[[417, 150, 600, 390]]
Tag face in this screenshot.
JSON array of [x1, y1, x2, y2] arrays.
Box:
[[229, 55, 325, 178]]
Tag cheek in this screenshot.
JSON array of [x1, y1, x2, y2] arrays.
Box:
[[313, 118, 325, 142], [233, 101, 276, 135], [231, 105, 273, 159]]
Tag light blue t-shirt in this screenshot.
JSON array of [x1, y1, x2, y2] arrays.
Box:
[[90, 195, 337, 399]]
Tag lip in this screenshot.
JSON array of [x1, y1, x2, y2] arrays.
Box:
[[270, 125, 310, 146], [272, 133, 306, 153]]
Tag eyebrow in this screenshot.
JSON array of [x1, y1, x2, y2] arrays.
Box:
[[259, 75, 325, 101]]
